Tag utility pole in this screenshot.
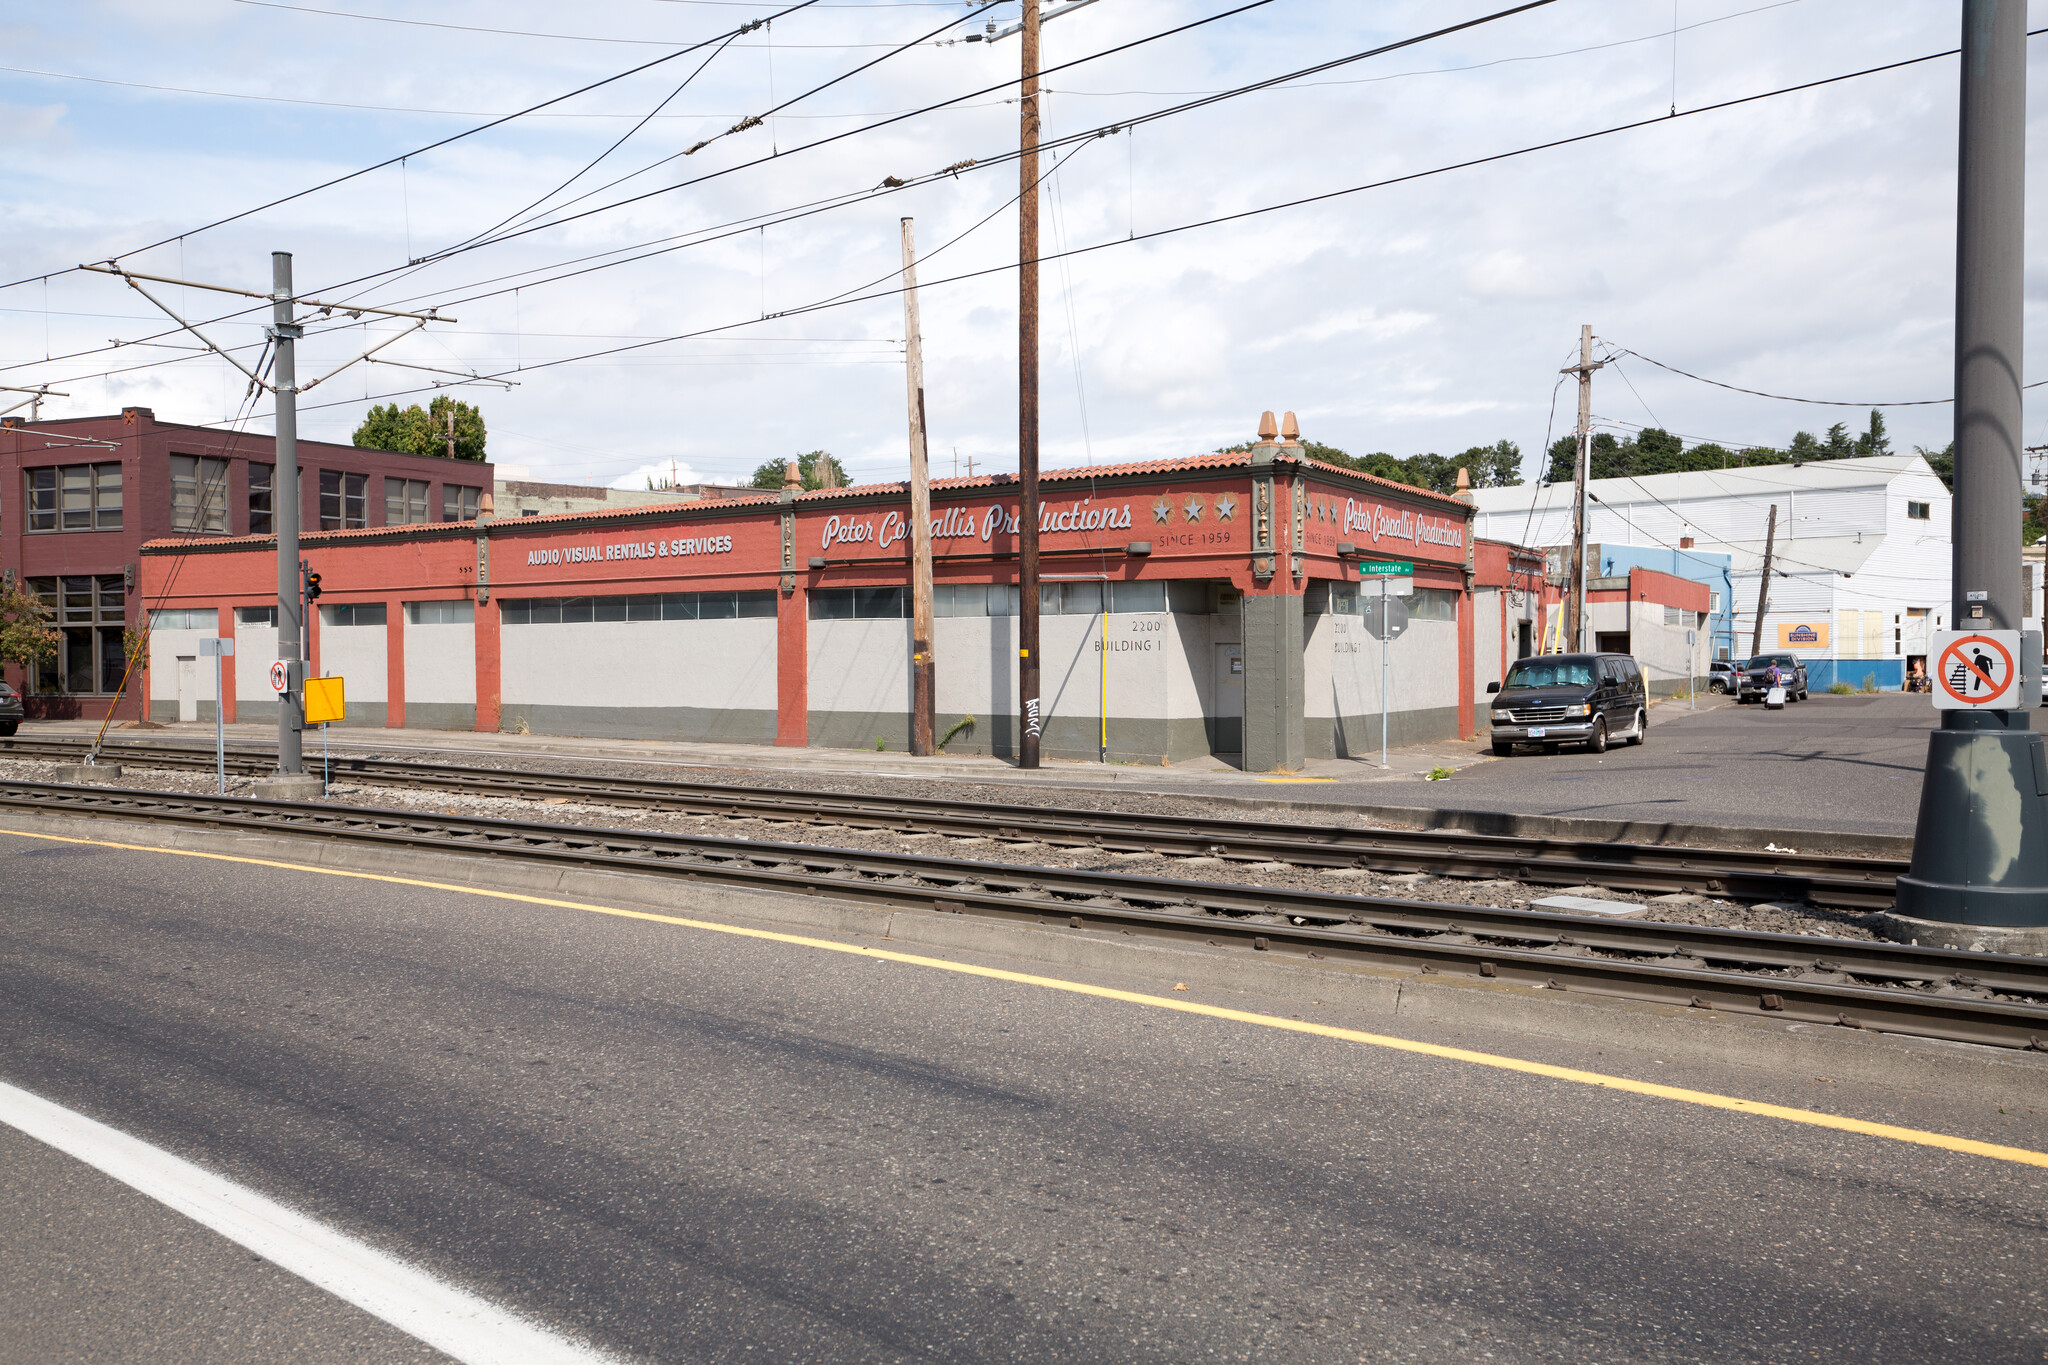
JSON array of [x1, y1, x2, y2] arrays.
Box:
[[1894, 0, 2048, 935], [271, 251, 305, 778], [1017, 0, 1044, 768], [1560, 324, 1604, 652], [445, 405, 456, 461], [1749, 503, 1777, 658], [901, 217, 936, 756]]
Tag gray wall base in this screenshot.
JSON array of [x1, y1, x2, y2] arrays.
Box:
[[500, 704, 776, 744], [1314, 705, 1462, 759], [405, 702, 477, 732], [1242, 594, 1305, 773]]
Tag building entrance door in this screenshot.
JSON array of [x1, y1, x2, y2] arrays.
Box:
[[176, 655, 198, 722], [1211, 644, 1243, 756]]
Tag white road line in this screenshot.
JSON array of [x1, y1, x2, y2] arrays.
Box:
[[0, 1077, 619, 1365]]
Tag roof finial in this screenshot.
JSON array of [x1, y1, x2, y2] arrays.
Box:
[[1280, 411, 1301, 445], [1256, 410, 1278, 445], [782, 459, 802, 491], [1453, 466, 1474, 504]]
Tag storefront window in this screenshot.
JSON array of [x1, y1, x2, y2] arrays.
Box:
[[26, 574, 127, 694]]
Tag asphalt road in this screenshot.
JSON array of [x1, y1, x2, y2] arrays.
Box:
[[1239, 693, 1962, 838], [3, 831, 2045, 1363]]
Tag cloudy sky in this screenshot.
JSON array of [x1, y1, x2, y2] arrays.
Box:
[[1, 0, 2043, 492]]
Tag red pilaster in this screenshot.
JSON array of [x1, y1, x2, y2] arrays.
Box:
[[385, 596, 406, 729], [776, 587, 807, 746], [218, 603, 237, 724], [1456, 588, 1475, 740], [474, 595, 501, 733]]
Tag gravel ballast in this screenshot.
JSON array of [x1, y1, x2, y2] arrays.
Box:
[[0, 755, 1889, 944]]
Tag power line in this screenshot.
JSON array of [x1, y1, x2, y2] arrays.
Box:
[[0, 0, 833, 291], [338, 0, 1559, 318], [227, 0, 931, 47], [36, 33, 2012, 426]]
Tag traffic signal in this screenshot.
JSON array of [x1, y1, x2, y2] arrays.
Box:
[[304, 572, 323, 602]]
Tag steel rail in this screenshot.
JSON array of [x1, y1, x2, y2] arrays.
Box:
[[0, 779, 2040, 1053], [0, 736, 1903, 908]]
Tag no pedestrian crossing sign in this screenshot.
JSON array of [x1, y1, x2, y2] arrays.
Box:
[[1931, 630, 2019, 710], [268, 660, 289, 693]]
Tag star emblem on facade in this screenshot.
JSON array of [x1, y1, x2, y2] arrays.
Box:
[[1152, 496, 1172, 524], [1184, 494, 1205, 523], [1215, 493, 1237, 521]]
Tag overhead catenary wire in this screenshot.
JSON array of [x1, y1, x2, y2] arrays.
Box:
[[0, 0, 835, 292], [1603, 343, 2048, 406], [210, 35, 2048, 453]]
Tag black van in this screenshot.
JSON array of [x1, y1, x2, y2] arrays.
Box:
[[1486, 653, 1647, 756]]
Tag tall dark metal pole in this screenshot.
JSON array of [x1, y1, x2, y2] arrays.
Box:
[[271, 251, 305, 777], [1891, 0, 2048, 937], [1017, 0, 1043, 768]]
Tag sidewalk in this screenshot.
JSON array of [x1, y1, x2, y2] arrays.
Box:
[[22, 715, 1495, 793]]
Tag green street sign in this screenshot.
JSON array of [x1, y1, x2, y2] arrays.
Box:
[[1356, 560, 1414, 577]]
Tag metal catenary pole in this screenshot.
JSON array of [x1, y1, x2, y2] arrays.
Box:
[[1380, 574, 1390, 769], [214, 646, 225, 794], [1017, 0, 1043, 769], [900, 216, 936, 756], [271, 251, 305, 776], [1894, 0, 2048, 929]]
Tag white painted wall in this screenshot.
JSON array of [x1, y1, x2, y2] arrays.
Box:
[[148, 629, 215, 708], [808, 618, 911, 721], [405, 621, 475, 705], [501, 619, 775, 711], [233, 617, 273, 704], [319, 622, 387, 703]]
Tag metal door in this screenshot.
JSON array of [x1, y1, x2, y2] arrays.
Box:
[[1211, 645, 1243, 755], [176, 655, 198, 722]]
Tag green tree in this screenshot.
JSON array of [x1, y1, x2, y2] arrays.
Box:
[[1853, 409, 1891, 457], [749, 449, 849, 491], [1914, 441, 1956, 490], [1456, 439, 1524, 488], [352, 395, 488, 461], [0, 577, 60, 672]]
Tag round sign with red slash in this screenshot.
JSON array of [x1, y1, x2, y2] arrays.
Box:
[[268, 660, 290, 694], [1934, 631, 2017, 709]]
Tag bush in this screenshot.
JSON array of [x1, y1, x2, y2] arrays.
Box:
[[1861, 673, 1880, 694], [1827, 682, 1856, 694]]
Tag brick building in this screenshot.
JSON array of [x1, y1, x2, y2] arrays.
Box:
[[0, 406, 493, 719]]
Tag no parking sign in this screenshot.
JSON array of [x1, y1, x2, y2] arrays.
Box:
[[1931, 630, 2019, 709]]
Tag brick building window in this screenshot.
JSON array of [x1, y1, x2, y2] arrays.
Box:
[[170, 455, 229, 532], [249, 463, 273, 534], [25, 463, 122, 531], [443, 484, 481, 522], [385, 477, 431, 525], [320, 470, 368, 529], [27, 574, 126, 693]]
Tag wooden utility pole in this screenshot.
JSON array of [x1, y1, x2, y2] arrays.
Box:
[[445, 405, 456, 460], [1561, 324, 1602, 652], [1017, 0, 1043, 768], [900, 217, 936, 756], [1750, 502, 1778, 658], [1559, 324, 1605, 652]]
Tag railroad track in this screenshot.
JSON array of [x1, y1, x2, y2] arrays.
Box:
[[1, 778, 2042, 1053], [0, 736, 1903, 909]]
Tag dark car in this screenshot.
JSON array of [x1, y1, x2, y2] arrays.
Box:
[[1486, 652, 1647, 756], [1708, 660, 1738, 694], [0, 679, 21, 736], [1738, 653, 1808, 703]]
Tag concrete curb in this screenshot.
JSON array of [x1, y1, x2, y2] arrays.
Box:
[[5, 807, 2033, 1107]]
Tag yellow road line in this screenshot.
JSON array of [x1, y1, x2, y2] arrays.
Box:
[[7, 823, 2046, 1170]]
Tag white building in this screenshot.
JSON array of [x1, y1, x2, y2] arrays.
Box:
[[1469, 455, 1954, 688]]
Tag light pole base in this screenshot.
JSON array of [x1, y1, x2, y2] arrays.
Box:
[[253, 775, 325, 802], [1892, 725, 2048, 928], [53, 764, 123, 784], [1871, 910, 2048, 956]]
